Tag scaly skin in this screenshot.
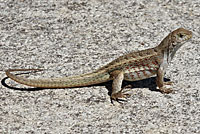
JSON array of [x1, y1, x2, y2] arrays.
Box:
[[5, 28, 192, 100]]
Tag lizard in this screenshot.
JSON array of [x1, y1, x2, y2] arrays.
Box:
[[5, 28, 192, 100]]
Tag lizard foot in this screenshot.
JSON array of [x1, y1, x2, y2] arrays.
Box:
[[111, 89, 132, 101], [159, 87, 173, 94]]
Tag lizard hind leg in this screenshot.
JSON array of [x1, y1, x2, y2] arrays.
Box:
[[110, 70, 132, 101]]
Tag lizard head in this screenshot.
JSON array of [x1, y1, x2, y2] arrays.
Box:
[[158, 28, 192, 50], [171, 28, 192, 45], [157, 28, 192, 61], [168, 28, 192, 59]]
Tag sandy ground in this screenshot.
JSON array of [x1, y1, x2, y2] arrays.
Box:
[[0, 0, 200, 133]]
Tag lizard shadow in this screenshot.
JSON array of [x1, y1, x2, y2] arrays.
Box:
[[2, 72, 170, 94], [103, 77, 171, 96]]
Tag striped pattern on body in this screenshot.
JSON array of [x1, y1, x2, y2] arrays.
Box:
[[123, 57, 160, 81]]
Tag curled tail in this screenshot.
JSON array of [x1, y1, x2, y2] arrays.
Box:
[[5, 69, 111, 88]]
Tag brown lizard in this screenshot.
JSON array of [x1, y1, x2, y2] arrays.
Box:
[[5, 28, 192, 100]]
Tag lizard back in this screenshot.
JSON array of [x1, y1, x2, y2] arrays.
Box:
[[96, 47, 162, 81]]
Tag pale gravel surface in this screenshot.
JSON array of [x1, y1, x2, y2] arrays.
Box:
[[0, 0, 200, 133]]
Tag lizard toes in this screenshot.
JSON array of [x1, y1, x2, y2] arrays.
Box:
[[111, 90, 132, 103]]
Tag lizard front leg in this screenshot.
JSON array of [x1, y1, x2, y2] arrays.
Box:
[[110, 70, 131, 100], [156, 67, 173, 93]]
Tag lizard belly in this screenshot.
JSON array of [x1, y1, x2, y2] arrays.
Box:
[[124, 68, 157, 81]]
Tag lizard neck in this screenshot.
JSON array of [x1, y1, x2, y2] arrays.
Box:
[[161, 42, 183, 64]]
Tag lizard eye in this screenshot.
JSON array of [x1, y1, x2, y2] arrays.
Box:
[[178, 33, 184, 38]]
